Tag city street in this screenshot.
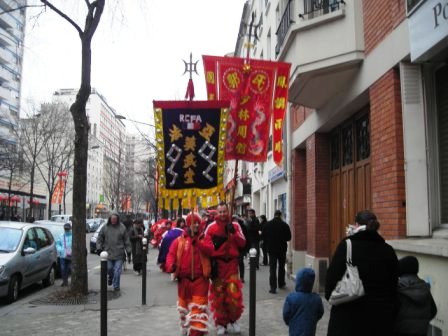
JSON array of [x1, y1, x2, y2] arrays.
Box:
[[0, 233, 331, 335]]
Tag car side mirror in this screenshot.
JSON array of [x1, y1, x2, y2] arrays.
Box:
[[23, 247, 36, 255]]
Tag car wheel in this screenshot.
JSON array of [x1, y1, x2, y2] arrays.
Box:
[[43, 265, 55, 287], [6, 275, 19, 304]]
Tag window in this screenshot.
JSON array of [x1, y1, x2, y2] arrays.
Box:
[[436, 65, 448, 224], [302, 0, 341, 19], [406, 0, 423, 15], [23, 229, 37, 250], [35, 227, 51, 249]]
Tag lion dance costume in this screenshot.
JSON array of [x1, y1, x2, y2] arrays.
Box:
[[166, 213, 213, 336], [203, 215, 246, 331]]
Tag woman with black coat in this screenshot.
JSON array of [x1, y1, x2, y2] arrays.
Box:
[[325, 210, 399, 336], [130, 219, 144, 275]]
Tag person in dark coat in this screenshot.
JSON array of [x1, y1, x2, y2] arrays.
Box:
[[283, 268, 324, 336], [264, 210, 292, 293], [130, 219, 144, 275], [246, 209, 261, 269], [259, 215, 269, 266], [233, 214, 249, 283], [157, 221, 184, 272], [395, 256, 437, 336], [325, 210, 399, 336]]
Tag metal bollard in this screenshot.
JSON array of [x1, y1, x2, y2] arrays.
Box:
[[142, 237, 148, 305], [100, 251, 108, 336], [249, 248, 257, 336]]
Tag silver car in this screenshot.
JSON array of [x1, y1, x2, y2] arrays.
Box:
[[0, 221, 57, 303]]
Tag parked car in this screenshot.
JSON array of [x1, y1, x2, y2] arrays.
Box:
[[34, 220, 67, 278], [90, 222, 106, 254], [51, 214, 72, 223], [0, 221, 57, 303], [86, 218, 104, 233]]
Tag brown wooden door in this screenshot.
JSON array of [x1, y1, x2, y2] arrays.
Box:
[[329, 112, 371, 257]]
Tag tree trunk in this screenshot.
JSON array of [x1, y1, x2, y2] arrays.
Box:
[[39, 0, 105, 296], [70, 38, 93, 295], [7, 169, 12, 220], [29, 159, 35, 219]]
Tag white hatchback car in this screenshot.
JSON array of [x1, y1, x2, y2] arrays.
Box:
[[0, 221, 57, 303]]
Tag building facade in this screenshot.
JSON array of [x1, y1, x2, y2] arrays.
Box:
[[52, 88, 125, 216], [0, 0, 25, 146], [237, 0, 448, 333]]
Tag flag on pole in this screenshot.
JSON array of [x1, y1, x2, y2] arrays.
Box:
[[203, 55, 291, 165], [153, 100, 229, 210]]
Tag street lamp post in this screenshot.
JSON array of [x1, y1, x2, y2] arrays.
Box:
[[114, 115, 155, 128]]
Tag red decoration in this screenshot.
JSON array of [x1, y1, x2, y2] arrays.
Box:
[[203, 55, 291, 165], [10, 195, 20, 202], [184, 78, 195, 101]]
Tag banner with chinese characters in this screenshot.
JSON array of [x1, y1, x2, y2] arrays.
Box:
[[153, 101, 229, 210], [203, 55, 291, 165]]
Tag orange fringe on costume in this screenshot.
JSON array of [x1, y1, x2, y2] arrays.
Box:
[[209, 277, 244, 326]]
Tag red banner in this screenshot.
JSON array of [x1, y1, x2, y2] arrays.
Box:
[[272, 63, 290, 165], [51, 179, 63, 204], [203, 55, 291, 165], [51, 171, 68, 205]]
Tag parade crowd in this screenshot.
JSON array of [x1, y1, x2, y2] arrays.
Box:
[[57, 206, 438, 336]]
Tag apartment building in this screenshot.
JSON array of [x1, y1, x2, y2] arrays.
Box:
[[236, 1, 447, 333], [53, 88, 125, 215], [0, 0, 25, 146]]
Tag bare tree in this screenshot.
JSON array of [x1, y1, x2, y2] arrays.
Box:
[[136, 156, 157, 218], [0, 142, 26, 219], [103, 144, 125, 212], [35, 102, 74, 219], [19, 102, 53, 220], [38, 0, 105, 295]]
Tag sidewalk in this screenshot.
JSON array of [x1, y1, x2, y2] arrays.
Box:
[[0, 249, 330, 335]]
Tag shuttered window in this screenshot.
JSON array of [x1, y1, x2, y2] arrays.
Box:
[[436, 65, 448, 224]]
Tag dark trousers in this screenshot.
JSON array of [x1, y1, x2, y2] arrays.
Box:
[[238, 253, 245, 281], [268, 252, 286, 290], [60, 258, 72, 284], [261, 241, 268, 265]]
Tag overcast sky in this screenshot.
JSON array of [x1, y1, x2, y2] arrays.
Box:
[[22, 1, 246, 134]]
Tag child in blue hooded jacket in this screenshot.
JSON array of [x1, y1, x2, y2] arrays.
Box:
[[283, 268, 324, 336]]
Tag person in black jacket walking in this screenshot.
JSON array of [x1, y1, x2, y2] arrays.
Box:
[[246, 209, 261, 269], [395, 256, 437, 336], [264, 210, 291, 294], [325, 210, 399, 336], [259, 215, 269, 266]]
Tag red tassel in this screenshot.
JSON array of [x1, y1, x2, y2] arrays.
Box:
[[185, 78, 195, 101]]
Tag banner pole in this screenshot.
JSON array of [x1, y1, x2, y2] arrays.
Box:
[[230, 159, 239, 217]]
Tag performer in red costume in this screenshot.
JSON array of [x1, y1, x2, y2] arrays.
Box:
[[203, 202, 246, 335], [166, 213, 213, 336]]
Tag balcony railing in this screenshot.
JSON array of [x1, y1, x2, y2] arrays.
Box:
[[275, 0, 294, 55], [300, 0, 344, 20]]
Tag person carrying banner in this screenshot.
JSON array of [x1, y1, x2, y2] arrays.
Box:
[[203, 202, 246, 335], [166, 212, 213, 336]]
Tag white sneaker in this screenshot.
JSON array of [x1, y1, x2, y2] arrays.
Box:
[[226, 323, 234, 333], [232, 322, 241, 334], [216, 325, 226, 335]]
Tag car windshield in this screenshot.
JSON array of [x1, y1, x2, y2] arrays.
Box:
[[0, 227, 23, 252]]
